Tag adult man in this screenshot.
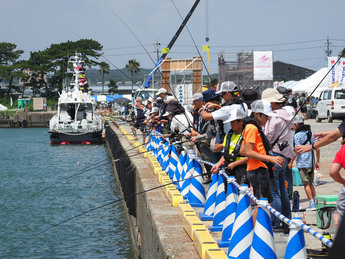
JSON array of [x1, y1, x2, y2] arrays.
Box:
[[261, 88, 294, 230], [199, 82, 248, 162], [156, 88, 169, 133], [131, 97, 146, 141]]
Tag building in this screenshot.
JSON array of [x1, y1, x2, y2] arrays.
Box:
[[273, 61, 315, 82]]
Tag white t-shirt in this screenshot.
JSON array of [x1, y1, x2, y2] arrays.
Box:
[[170, 112, 193, 134], [211, 103, 248, 133]]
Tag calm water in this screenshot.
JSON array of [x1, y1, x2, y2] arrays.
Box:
[[0, 128, 134, 258]]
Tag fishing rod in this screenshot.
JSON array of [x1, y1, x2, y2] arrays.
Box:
[[9, 126, 143, 213], [109, 10, 196, 133], [170, 0, 212, 89], [8, 171, 210, 254], [270, 50, 345, 149]]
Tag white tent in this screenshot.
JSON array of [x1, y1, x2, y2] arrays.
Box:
[[0, 104, 8, 111], [292, 67, 331, 96]]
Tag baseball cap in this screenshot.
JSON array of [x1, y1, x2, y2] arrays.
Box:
[[251, 100, 276, 117], [261, 88, 286, 103], [293, 115, 304, 124], [156, 88, 167, 95], [216, 81, 238, 94], [224, 109, 247, 123], [191, 93, 203, 102]]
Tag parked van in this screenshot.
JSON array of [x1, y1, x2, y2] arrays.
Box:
[[316, 88, 345, 122]]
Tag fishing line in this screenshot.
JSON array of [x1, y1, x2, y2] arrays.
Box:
[[8, 171, 210, 254], [109, 8, 196, 133], [10, 124, 143, 213], [271, 51, 345, 148], [170, 0, 212, 89]]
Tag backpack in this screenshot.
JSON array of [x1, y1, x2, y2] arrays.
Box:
[[242, 117, 274, 178]]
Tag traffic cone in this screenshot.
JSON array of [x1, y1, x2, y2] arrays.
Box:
[[284, 217, 307, 259], [217, 177, 238, 247], [174, 149, 187, 189], [187, 159, 206, 207], [209, 174, 226, 232], [250, 198, 277, 259], [168, 145, 179, 179], [161, 143, 170, 171], [199, 172, 218, 221], [180, 152, 194, 198], [177, 147, 188, 189], [228, 184, 254, 259]]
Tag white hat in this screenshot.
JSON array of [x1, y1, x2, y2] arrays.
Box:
[[293, 115, 304, 124], [164, 95, 177, 104], [191, 93, 203, 102], [216, 81, 238, 94], [156, 88, 168, 95], [224, 109, 247, 123], [147, 97, 154, 103], [251, 100, 276, 117], [261, 88, 286, 103], [150, 107, 159, 114]]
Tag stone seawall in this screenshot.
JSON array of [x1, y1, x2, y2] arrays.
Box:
[[105, 120, 200, 259], [0, 112, 56, 128]]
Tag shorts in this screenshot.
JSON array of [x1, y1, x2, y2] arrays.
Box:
[[300, 107, 307, 113], [246, 167, 273, 203], [133, 120, 145, 131], [298, 168, 314, 185]]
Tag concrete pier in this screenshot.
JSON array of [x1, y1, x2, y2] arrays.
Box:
[[105, 119, 200, 258], [104, 116, 342, 258]]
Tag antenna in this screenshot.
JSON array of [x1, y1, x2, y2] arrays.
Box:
[[325, 36, 332, 57]]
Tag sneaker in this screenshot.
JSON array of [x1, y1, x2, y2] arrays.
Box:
[[305, 204, 316, 211]]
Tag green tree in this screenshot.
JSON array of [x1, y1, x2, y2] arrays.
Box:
[[23, 39, 103, 98], [99, 61, 110, 94], [126, 59, 140, 93], [0, 42, 24, 95], [108, 79, 118, 94]]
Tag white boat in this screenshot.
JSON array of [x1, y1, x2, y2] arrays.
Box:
[[48, 55, 104, 144]]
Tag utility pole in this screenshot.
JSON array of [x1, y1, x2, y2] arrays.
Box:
[[325, 36, 332, 57], [154, 41, 161, 88]]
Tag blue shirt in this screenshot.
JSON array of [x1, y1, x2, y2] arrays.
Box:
[[294, 131, 316, 168]]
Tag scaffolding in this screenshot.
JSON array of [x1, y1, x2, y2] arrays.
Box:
[[218, 51, 272, 92]]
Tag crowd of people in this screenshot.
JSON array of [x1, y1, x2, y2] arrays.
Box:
[[128, 82, 345, 235]]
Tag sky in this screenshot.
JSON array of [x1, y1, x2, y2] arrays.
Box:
[[1, 0, 345, 76]]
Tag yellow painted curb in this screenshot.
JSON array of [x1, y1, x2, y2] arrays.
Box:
[[177, 203, 196, 219], [164, 184, 176, 196], [167, 189, 183, 207], [193, 229, 219, 259], [181, 214, 206, 240], [205, 249, 227, 259], [159, 175, 171, 185]]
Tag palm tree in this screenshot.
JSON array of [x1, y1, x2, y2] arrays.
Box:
[[99, 61, 110, 94], [108, 79, 118, 94], [126, 59, 140, 94]]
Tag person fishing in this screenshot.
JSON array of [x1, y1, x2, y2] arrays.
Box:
[[211, 109, 249, 186]]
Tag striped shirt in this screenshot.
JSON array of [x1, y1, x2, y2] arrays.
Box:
[[294, 131, 316, 168]]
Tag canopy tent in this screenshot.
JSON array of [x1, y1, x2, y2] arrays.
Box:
[[279, 80, 300, 89], [91, 95, 124, 102], [292, 67, 331, 96]]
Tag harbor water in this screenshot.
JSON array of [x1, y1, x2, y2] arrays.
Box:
[[0, 128, 134, 258]]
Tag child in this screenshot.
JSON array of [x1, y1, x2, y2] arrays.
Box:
[[242, 100, 285, 202], [211, 109, 249, 185], [289, 115, 320, 210]]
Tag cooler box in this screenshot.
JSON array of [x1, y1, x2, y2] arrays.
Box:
[[315, 195, 338, 232], [292, 168, 303, 186]]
